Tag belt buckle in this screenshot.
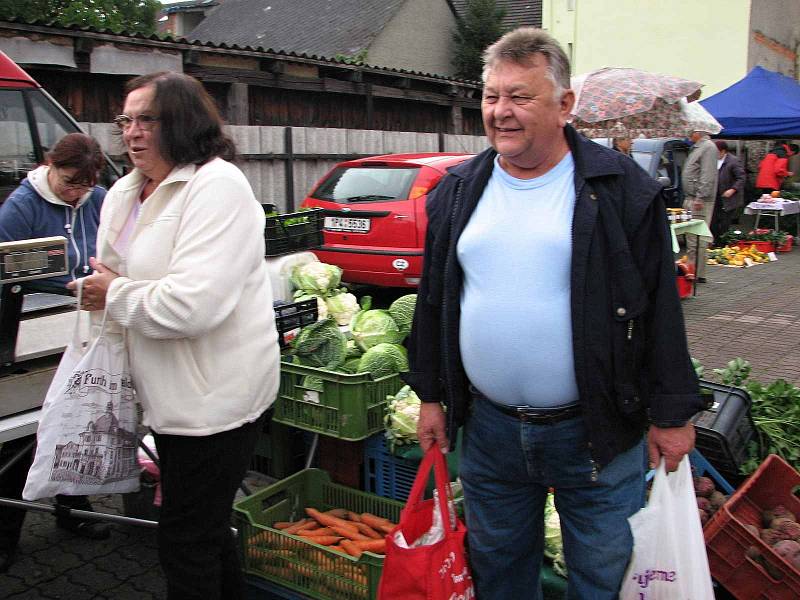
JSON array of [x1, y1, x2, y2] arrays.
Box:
[[516, 409, 553, 424], [516, 406, 573, 425]]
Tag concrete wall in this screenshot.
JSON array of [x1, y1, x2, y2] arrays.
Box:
[[748, 0, 800, 77], [542, 0, 752, 97], [368, 0, 458, 77], [80, 123, 488, 210]]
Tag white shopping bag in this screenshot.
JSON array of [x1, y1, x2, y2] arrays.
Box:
[[23, 284, 139, 500], [619, 455, 714, 599]]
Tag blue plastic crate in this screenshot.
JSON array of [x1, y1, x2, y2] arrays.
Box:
[[363, 433, 461, 501], [645, 449, 734, 495], [363, 434, 419, 501], [689, 448, 735, 494]]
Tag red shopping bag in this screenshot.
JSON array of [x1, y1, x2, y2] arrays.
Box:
[[378, 446, 475, 600]]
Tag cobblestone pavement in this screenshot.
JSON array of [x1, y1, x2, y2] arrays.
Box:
[[682, 245, 800, 383], [1, 242, 798, 599]]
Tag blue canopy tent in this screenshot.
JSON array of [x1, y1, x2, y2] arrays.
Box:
[[700, 66, 800, 138]]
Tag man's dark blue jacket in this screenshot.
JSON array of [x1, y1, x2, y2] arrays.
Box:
[[404, 125, 703, 468]]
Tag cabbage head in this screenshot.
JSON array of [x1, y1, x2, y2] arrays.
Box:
[[384, 385, 420, 451], [291, 317, 347, 369], [325, 292, 359, 326], [345, 339, 362, 359], [340, 357, 363, 374], [350, 309, 404, 351], [290, 262, 342, 295], [544, 493, 567, 577], [357, 342, 408, 379], [388, 294, 417, 337]]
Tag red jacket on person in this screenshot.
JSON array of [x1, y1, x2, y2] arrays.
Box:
[[755, 153, 790, 191]]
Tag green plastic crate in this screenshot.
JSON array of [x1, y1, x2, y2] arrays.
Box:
[[234, 468, 404, 600], [273, 362, 401, 441], [250, 418, 305, 480]]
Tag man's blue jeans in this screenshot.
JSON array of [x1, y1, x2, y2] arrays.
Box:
[[460, 395, 647, 600]]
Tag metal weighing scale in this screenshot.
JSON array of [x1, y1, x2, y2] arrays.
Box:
[[0, 236, 159, 530]]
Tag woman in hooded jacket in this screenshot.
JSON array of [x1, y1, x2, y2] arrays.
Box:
[[0, 132, 110, 574], [0, 132, 106, 294], [755, 144, 794, 196]]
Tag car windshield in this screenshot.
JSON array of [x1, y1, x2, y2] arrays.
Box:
[[312, 166, 419, 203]]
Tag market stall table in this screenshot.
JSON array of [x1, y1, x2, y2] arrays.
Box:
[[670, 219, 713, 296], [744, 199, 800, 234]]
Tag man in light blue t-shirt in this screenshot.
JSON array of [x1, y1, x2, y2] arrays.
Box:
[[404, 27, 704, 600]]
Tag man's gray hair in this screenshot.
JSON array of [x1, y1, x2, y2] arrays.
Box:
[[482, 27, 571, 100]]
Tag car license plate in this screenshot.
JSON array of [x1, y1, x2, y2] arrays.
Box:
[[324, 216, 370, 232]]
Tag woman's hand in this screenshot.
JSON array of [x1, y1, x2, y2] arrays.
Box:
[[66, 257, 119, 311]]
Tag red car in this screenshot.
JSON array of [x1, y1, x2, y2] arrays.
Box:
[[301, 152, 473, 287]]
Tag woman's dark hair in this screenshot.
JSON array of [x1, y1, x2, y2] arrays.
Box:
[[46, 133, 105, 186], [124, 71, 236, 166], [714, 140, 728, 151], [773, 146, 788, 158]]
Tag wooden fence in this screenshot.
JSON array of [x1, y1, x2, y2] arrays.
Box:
[[81, 123, 487, 210]]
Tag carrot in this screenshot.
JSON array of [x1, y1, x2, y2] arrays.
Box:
[[344, 510, 363, 522], [330, 525, 371, 541], [325, 508, 349, 519], [340, 539, 363, 558], [273, 521, 298, 530], [297, 527, 336, 537], [353, 522, 383, 539], [296, 520, 321, 532], [360, 513, 394, 530], [299, 535, 342, 546], [376, 523, 395, 534], [283, 518, 313, 534], [305, 508, 360, 535], [327, 545, 347, 554], [353, 538, 386, 553]]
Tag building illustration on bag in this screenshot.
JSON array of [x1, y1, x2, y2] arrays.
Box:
[[49, 398, 138, 484]]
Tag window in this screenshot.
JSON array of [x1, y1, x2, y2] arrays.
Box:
[[313, 166, 419, 203], [28, 90, 75, 156], [0, 90, 36, 203], [28, 90, 120, 191]]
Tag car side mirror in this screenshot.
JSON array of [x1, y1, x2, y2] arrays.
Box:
[[657, 176, 671, 187]]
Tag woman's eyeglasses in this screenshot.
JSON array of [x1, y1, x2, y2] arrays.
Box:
[[55, 170, 93, 192], [113, 114, 160, 131]]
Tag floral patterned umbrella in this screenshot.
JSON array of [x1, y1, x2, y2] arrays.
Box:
[[569, 67, 721, 138]]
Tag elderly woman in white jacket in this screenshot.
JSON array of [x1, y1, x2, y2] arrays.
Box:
[[69, 72, 279, 600]]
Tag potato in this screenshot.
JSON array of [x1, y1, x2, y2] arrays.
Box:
[[692, 476, 715, 498], [762, 505, 796, 527]]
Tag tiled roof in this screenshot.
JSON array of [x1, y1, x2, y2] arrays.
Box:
[[1, 17, 483, 83], [161, 0, 218, 14], [449, 0, 542, 29], [187, 0, 407, 58]]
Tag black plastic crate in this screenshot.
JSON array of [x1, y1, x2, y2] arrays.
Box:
[[273, 299, 318, 348], [263, 207, 324, 256], [691, 380, 757, 479]]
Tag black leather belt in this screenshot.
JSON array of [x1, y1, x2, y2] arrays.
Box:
[[482, 396, 582, 425]]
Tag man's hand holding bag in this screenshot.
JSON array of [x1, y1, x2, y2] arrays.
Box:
[[378, 446, 474, 600]]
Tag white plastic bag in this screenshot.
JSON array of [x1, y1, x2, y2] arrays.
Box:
[[619, 455, 714, 599], [392, 486, 457, 549], [23, 285, 139, 500]]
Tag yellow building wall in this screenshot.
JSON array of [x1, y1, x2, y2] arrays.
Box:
[[542, 0, 752, 98]]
